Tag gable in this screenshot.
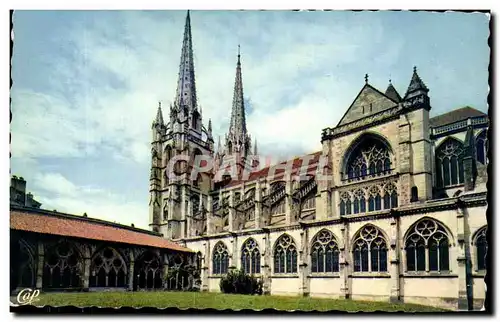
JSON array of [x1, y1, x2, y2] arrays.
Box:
[[338, 85, 398, 126]]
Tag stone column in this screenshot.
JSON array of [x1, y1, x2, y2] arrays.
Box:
[[316, 144, 332, 220], [339, 220, 350, 299], [128, 260, 135, 291], [299, 226, 310, 296], [398, 115, 412, 206], [227, 190, 235, 231], [207, 195, 215, 235], [254, 180, 262, 228], [35, 241, 44, 289], [285, 180, 292, 225], [180, 186, 188, 238], [389, 213, 401, 303], [83, 255, 91, 291], [262, 229, 272, 295], [456, 205, 469, 310], [230, 234, 238, 270], [201, 241, 210, 292]]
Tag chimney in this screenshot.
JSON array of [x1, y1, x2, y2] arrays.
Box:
[[11, 175, 27, 195]]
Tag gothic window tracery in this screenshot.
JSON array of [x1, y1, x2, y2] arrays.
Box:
[[241, 238, 261, 274], [346, 137, 392, 180], [476, 130, 487, 165], [90, 247, 127, 288], [212, 242, 229, 275], [43, 241, 82, 288], [474, 227, 487, 271], [368, 186, 382, 212], [311, 230, 340, 273], [11, 240, 36, 289], [339, 191, 351, 216], [405, 219, 450, 272], [353, 189, 366, 214], [436, 138, 465, 187], [383, 182, 398, 209], [135, 250, 163, 289], [352, 225, 387, 272], [274, 234, 298, 274]]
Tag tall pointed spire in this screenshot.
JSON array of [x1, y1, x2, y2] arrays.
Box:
[[229, 45, 247, 138], [174, 10, 197, 111], [253, 138, 258, 155]]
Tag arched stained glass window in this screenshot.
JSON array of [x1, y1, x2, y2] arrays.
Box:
[[353, 189, 366, 214], [352, 225, 388, 272], [475, 227, 487, 271], [241, 238, 261, 274], [274, 234, 298, 274], [404, 219, 450, 272], [212, 242, 229, 275], [436, 139, 465, 187], [310, 230, 340, 273], [346, 137, 392, 180], [476, 130, 487, 165]]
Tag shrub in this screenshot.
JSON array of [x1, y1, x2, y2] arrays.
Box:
[[219, 269, 263, 295]]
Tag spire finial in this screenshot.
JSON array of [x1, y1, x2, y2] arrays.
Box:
[[365, 73, 369, 84], [237, 44, 241, 65], [413, 66, 417, 73]]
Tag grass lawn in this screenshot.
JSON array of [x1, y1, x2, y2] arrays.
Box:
[[32, 291, 448, 312]]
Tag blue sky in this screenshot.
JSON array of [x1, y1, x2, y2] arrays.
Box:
[[11, 10, 489, 229]]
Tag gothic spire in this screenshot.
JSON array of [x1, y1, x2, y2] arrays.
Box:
[[217, 135, 222, 154], [174, 10, 197, 111], [385, 79, 402, 102], [229, 45, 247, 138], [253, 138, 258, 155], [404, 66, 429, 98], [207, 118, 213, 140], [153, 101, 164, 126]]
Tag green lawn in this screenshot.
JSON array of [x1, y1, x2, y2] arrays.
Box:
[[31, 291, 448, 312]]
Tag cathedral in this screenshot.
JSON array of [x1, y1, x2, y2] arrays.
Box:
[[150, 12, 489, 310]]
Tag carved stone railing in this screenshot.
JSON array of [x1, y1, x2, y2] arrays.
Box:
[[322, 106, 400, 141], [188, 134, 210, 150], [432, 116, 488, 136]]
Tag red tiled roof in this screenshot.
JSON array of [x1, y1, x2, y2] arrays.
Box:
[[10, 208, 193, 253], [224, 151, 323, 188]]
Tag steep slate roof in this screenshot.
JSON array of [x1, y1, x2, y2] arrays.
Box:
[[223, 151, 322, 188], [430, 106, 487, 128], [10, 207, 193, 253], [384, 82, 402, 102]]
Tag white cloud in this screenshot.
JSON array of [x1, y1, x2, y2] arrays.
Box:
[[33, 172, 149, 229]]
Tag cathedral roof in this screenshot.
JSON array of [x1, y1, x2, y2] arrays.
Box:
[[10, 206, 193, 253], [430, 106, 487, 127], [221, 151, 322, 188]]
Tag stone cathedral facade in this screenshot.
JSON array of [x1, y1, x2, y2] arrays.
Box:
[[149, 12, 489, 310]]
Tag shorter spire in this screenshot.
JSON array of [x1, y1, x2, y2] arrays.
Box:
[[208, 119, 213, 137], [217, 135, 222, 153], [385, 79, 402, 102], [253, 138, 258, 155], [405, 65, 429, 98], [154, 101, 164, 125]]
